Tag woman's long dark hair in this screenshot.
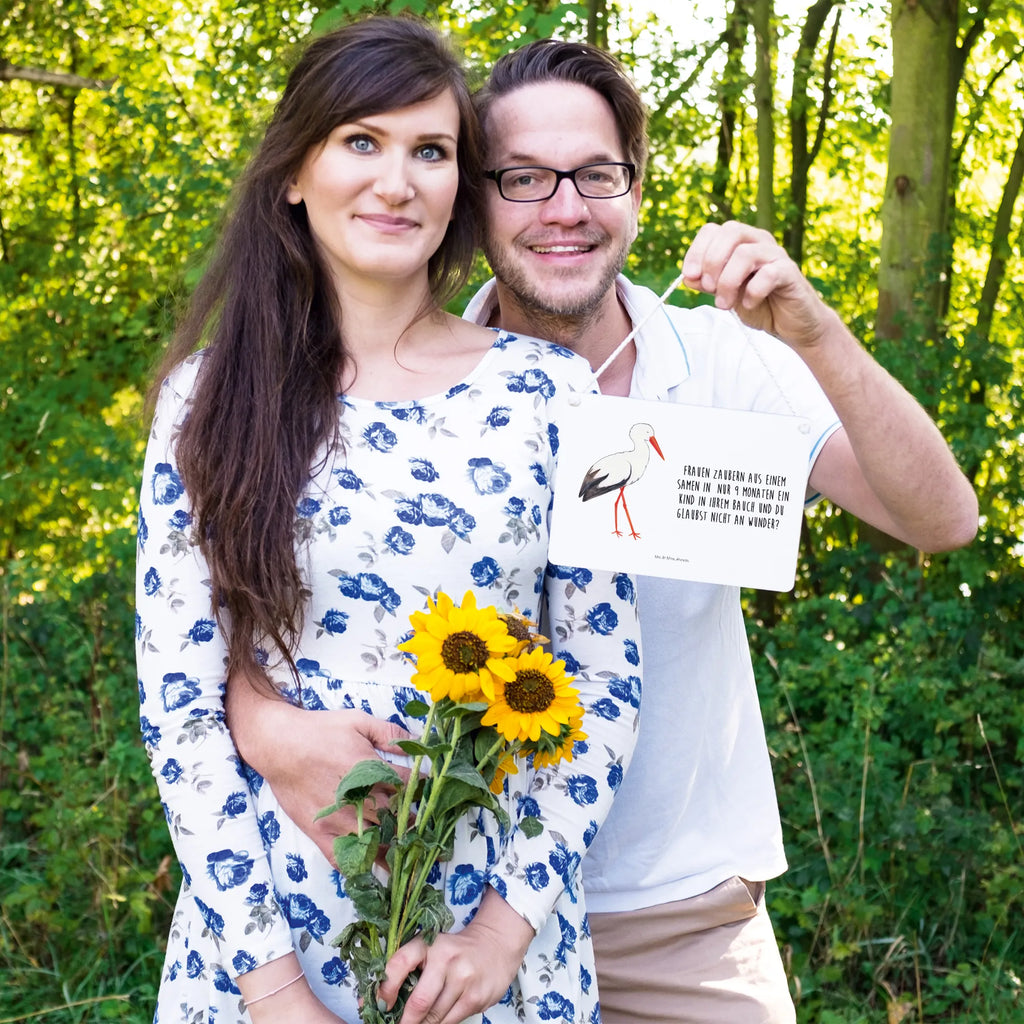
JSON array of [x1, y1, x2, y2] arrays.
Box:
[[150, 16, 484, 684]]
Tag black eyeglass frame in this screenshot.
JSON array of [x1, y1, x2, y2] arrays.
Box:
[[484, 162, 637, 202]]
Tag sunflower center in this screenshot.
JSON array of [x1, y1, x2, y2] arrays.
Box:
[[500, 614, 533, 645], [441, 631, 490, 673], [506, 669, 556, 713]]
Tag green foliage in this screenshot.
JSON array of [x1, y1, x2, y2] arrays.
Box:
[[2, 0, 1023, 1020]]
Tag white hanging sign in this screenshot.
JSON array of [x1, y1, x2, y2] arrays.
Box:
[[548, 392, 812, 591]]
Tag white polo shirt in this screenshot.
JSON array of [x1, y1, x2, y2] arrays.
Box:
[[464, 275, 840, 912]]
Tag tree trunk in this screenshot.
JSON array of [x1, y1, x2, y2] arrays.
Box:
[[587, 0, 608, 49], [784, 0, 839, 262], [712, 2, 750, 219], [876, 0, 959, 346], [750, 0, 775, 230]]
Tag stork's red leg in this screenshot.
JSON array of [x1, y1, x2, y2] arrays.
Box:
[[612, 488, 625, 536], [620, 489, 640, 538]]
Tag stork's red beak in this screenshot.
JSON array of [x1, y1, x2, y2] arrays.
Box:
[[649, 435, 665, 460]]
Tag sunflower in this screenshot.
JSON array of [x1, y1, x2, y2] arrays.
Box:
[[530, 711, 587, 769], [498, 609, 548, 654], [481, 646, 581, 743], [487, 749, 520, 795], [398, 590, 517, 701]]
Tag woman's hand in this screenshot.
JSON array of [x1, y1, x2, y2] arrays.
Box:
[[225, 675, 411, 865], [377, 888, 535, 1024]]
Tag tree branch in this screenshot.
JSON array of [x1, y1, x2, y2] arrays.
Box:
[[0, 59, 115, 91]]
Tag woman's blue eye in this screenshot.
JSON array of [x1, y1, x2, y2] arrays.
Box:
[[418, 144, 447, 162], [347, 135, 375, 153]]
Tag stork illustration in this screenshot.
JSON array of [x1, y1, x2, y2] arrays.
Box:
[[578, 422, 665, 538]]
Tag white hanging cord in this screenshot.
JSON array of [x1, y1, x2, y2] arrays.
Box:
[[589, 269, 687, 385]]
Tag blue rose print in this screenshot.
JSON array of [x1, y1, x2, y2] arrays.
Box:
[[151, 462, 184, 504], [186, 950, 204, 978], [585, 602, 618, 635], [548, 564, 593, 588], [328, 505, 351, 527], [485, 406, 511, 428], [287, 853, 308, 883], [566, 775, 599, 807], [468, 457, 511, 495], [504, 496, 526, 516], [143, 567, 162, 596], [446, 382, 469, 398], [139, 716, 160, 746], [524, 863, 550, 891], [624, 638, 640, 666], [384, 526, 415, 555], [447, 508, 476, 539], [549, 843, 583, 902], [448, 864, 486, 905], [169, 509, 192, 530], [607, 762, 624, 790], [581, 964, 592, 994], [389, 403, 427, 423], [531, 504, 542, 525], [333, 467, 364, 491], [553, 913, 577, 965], [232, 951, 257, 974], [160, 758, 184, 784], [336, 572, 400, 613], [614, 573, 636, 603], [420, 493, 455, 526], [161, 672, 200, 712], [536, 992, 575, 1021], [196, 897, 225, 938], [558, 651, 582, 675], [297, 497, 321, 518], [282, 892, 331, 940], [207, 848, 254, 891], [471, 556, 501, 587], [136, 509, 148, 547], [530, 462, 548, 485], [257, 811, 281, 846], [583, 820, 599, 849], [609, 675, 642, 709], [545, 422, 559, 459], [322, 958, 351, 986], [221, 792, 247, 818], [187, 619, 216, 644], [590, 697, 621, 721], [518, 795, 541, 818], [320, 609, 349, 635], [363, 421, 398, 452], [212, 968, 239, 994], [409, 458, 439, 482], [246, 883, 269, 906]]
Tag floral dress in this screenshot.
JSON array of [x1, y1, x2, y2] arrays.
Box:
[[135, 331, 642, 1024]]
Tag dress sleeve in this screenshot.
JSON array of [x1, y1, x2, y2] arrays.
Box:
[[135, 359, 295, 974], [488, 371, 643, 932]]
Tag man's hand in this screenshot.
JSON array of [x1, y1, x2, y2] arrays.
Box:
[[377, 888, 534, 1024], [225, 676, 411, 866], [681, 220, 835, 350]]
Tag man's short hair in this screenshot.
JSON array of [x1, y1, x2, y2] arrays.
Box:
[[475, 39, 649, 182]]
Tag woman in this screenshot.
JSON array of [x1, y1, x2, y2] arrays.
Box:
[[136, 17, 640, 1024]]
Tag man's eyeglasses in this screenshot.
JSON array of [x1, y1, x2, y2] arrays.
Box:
[[484, 162, 636, 203]]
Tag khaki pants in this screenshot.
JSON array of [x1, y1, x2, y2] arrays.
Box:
[[589, 877, 796, 1024]]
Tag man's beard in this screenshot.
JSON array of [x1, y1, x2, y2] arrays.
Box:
[[483, 233, 631, 327]]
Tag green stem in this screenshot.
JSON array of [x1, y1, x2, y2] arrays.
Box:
[[389, 711, 466, 953]]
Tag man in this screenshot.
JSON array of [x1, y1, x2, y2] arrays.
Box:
[[227, 39, 977, 1024]]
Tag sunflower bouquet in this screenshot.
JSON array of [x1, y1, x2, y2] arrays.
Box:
[[318, 590, 585, 1024]]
